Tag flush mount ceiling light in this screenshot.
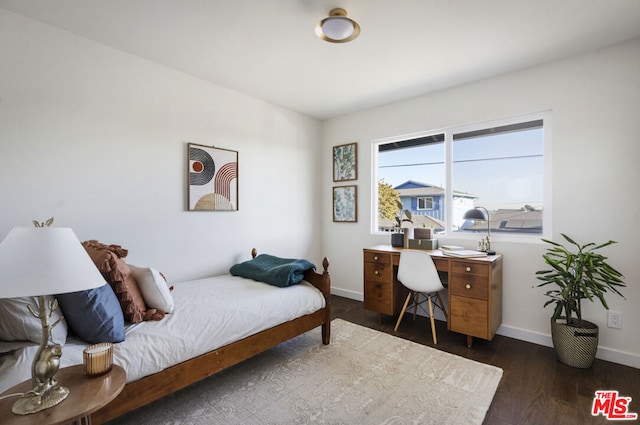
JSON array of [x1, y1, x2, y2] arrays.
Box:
[[315, 8, 360, 43]]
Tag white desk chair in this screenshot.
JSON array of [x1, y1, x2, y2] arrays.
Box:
[[394, 250, 448, 344]]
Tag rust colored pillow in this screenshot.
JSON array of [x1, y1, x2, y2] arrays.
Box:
[[82, 241, 164, 323], [82, 240, 129, 283]]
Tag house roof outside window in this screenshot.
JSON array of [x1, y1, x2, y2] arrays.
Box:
[[382, 181, 542, 234], [461, 208, 543, 233], [394, 180, 478, 200]]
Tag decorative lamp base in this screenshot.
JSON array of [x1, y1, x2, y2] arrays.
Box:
[[12, 385, 69, 415]]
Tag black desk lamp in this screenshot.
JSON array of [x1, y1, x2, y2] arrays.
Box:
[[462, 207, 496, 255]]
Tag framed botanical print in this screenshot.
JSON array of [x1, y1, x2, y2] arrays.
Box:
[[333, 185, 357, 222], [333, 142, 357, 182], [188, 143, 238, 211]]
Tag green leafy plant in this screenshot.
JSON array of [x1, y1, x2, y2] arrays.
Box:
[[377, 179, 400, 221], [393, 200, 412, 229], [535, 233, 626, 324]]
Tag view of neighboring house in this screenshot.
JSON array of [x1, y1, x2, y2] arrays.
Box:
[[379, 180, 475, 233], [380, 180, 542, 234]]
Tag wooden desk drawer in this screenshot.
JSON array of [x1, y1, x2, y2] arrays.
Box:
[[449, 296, 488, 339], [432, 257, 449, 272], [450, 273, 488, 300], [364, 251, 391, 265], [451, 261, 489, 277], [364, 280, 394, 315], [364, 262, 392, 282]]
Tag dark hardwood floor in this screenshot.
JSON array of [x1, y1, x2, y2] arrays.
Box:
[[330, 295, 640, 425]]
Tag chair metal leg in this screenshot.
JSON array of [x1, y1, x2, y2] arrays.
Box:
[[427, 297, 438, 344], [394, 292, 413, 331], [412, 292, 419, 320], [436, 292, 448, 321]]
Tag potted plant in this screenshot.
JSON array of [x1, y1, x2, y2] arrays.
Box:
[[535, 233, 626, 368], [390, 200, 413, 247]]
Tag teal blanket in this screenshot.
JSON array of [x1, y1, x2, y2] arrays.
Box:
[[229, 254, 316, 287]]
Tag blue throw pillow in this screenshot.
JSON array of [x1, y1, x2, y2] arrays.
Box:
[[56, 284, 125, 344]]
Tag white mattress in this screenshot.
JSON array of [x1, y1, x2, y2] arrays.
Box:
[[0, 274, 325, 394]]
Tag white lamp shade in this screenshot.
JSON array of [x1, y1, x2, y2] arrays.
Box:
[[0, 227, 106, 298]]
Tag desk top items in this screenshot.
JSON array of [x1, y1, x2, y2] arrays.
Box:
[[462, 207, 496, 255], [390, 201, 412, 247], [441, 249, 488, 258], [409, 227, 438, 250]]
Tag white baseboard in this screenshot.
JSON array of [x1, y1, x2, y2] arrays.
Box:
[[496, 325, 553, 348], [331, 287, 363, 302], [497, 325, 640, 369], [332, 289, 640, 369]]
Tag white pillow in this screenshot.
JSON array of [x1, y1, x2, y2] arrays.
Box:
[[129, 265, 174, 313], [0, 296, 68, 345]]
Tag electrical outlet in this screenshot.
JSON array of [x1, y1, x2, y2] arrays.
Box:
[[607, 311, 623, 329]]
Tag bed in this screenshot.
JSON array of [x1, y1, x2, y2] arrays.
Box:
[[0, 248, 331, 424]]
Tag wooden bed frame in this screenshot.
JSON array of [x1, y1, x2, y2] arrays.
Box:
[[91, 249, 331, 424]]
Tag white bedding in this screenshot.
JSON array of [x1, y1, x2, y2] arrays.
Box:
[[0, 274, 325, 394]]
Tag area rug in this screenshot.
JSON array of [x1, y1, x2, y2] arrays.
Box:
[[106, 319, 503, 425]]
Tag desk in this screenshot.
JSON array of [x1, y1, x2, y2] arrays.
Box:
[[0, 365, 126, 425], [363, 245, 503, 347]]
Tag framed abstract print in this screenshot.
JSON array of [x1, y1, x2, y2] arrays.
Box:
[[188, 143, 238, 211], [333, 185, 357, 223], [333, 142, 357, 182]]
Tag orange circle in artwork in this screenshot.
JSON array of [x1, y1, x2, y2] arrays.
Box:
[[192, 161, 204, 172]]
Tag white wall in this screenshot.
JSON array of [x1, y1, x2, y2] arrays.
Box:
[[322, 38, 640, 368], [0, 10, 324, 282]]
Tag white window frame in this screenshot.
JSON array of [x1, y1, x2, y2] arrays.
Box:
[[417, 197, 434, 210], [371, 111, 552, 243]]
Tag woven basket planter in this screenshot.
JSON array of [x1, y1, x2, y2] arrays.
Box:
[[551, 318, 599, 369]]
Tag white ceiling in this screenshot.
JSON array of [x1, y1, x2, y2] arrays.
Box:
[[2, 0, 640, 120]]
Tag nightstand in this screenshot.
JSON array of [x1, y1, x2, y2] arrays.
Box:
[[0, 364, 125, 425]]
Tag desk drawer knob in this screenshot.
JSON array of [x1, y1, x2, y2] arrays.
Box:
[[374, 270, 379, 275], [374, 256, 378, 261], [465, 284, 472, 289], [466, 266, 471, 272]]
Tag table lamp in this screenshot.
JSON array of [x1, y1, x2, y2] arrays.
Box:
[[462, 207, 496, 255], [0, 223, 106, 415]]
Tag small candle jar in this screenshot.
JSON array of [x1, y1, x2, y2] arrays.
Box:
[[83, 342, 114, 377]]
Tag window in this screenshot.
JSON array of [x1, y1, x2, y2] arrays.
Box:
[[417, 197, 433, 210], [376, 133, 445, 231], [373, 113, 548, 238]]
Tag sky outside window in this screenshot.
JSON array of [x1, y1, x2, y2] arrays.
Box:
[[378, 128, 543, 211], [378, 140, 444, 188], [453, 128, 543, 210]]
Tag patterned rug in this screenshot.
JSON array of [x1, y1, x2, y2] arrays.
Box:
[[106, 319, 503, 424]]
